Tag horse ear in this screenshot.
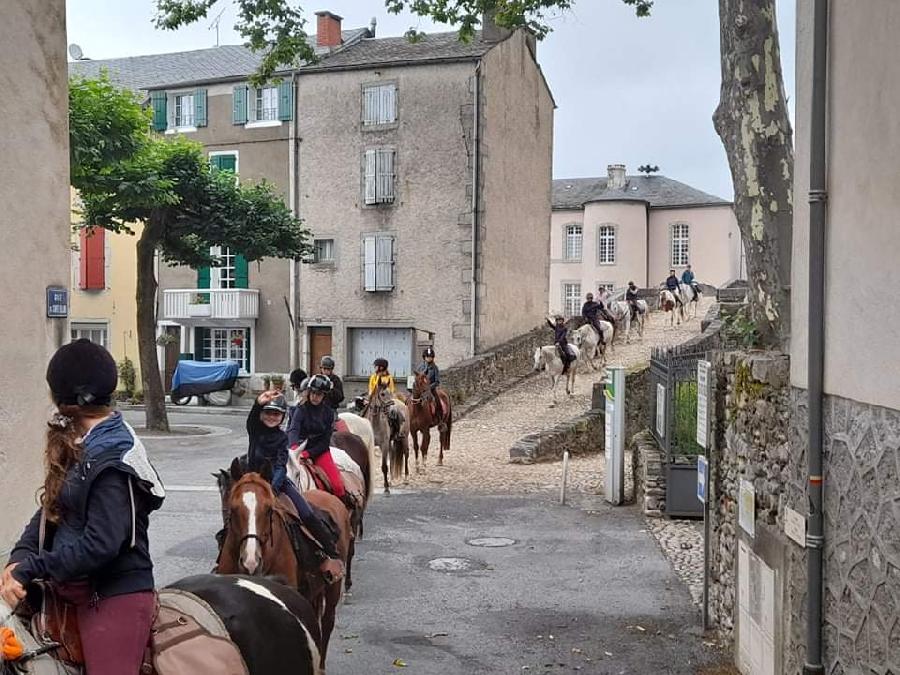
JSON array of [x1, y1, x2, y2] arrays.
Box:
[[230, 457, 244, 482], [259, 459, 274, 483]]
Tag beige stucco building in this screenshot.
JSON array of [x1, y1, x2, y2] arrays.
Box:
[[0, 1, 71, 553], [550, 165, 742, 315]]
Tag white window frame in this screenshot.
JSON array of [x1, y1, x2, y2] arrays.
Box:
[[165, 90, 198, 134], [210, 245, 236, 289], [362, 82, 398, 126], [201, 327, 250, 373], [562, 282, 582, 318], [364, 148, 396, 205], [71, 321, 109, 350], [671, 222, 690, 267], [363, 234, 395, 292], [208, 150, 240, 177], [564, 224, 582, 262], [313, 238, 335, 263], [596, 282, 616, 295], [598, 224, 617, 265], [255, 86, 279, 122]]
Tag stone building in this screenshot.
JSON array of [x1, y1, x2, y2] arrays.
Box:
[[0, 2, 71, 553], [550, 164, 742, 315]]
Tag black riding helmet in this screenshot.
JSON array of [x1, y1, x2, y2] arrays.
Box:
[[289, 368, 308, 387], [373, 358, 388, 370], [423, 347, 435, 359], [307, 374, 332, 393], [46, 339, 118, 407], [320, 355, 336, 370], [262, 394, 288, 414]]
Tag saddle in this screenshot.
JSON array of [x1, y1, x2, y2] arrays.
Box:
[[277, 495, 336, 571]]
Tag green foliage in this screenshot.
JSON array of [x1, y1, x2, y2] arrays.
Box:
[[155, 0, 318, 85], [723, 306, 762, 349], [118, 357, 137, 397], [672, 380, 702, 457]]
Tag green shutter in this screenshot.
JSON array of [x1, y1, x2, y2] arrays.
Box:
[[278, 81, 293, 121], [195, 88, 208, 127], [244, 326, 252, 372], [234, 255, 249, 289], [197, 266, 210, 289], [194, 328, 208, 362], [150, 91, 167, 131], [233, 85, 248, 124], [210, 154, 237, 174]]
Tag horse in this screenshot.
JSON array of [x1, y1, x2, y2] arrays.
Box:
[[217, 461, 351, 667], [0, 573, 324, 675], [533, 343, 581, 406], [572, 321, 613, 371], [659, 289, 684, 326], [364, 382, 410, 493], [338, 411, 376, 459], [680, 282, 702, 319], [608, 299, 648, 343], [406, 371, 452, 473]]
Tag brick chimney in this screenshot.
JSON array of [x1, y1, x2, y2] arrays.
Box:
[[315, 11, 343, 48], [607, 164, 627, 189]]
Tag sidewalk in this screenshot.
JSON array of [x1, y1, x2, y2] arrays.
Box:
[[118, 403, 250, 416]]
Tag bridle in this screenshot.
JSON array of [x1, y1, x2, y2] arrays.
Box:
[[231, 486, 278, 571]]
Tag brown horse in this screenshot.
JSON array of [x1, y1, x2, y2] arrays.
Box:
[[217, 460, 351, 668], [364, 382, 410, 493], [407, 371, 452, 472]]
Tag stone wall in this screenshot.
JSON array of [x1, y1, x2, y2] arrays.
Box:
[[631, 430, 666, 515], [509, 409, 604, 464]]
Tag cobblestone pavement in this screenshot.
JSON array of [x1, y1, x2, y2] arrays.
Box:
[[401, 298, 713, 495], [646, 517, 705, 606]]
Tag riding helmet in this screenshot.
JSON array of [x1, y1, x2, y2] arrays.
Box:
[[423, 347, 435, 359], [299, 377, 311, 391], [262, 394, 288, 414], [307, 374, 333, 393], [373, 358, 389, 369], [320, 355, 336, 370], [289, 368, 308, 387], [46, 339, 118, 406]]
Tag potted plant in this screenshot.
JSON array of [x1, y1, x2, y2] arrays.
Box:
[[270, 374, 285, 392], [188, 292, 212, 317]]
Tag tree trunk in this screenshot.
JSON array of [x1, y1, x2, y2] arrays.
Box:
[[136, 219, 169, 432], [714, 0, 794, 347]]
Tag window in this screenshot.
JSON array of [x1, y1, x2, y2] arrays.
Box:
[[364, 149, 396, 205], [349, 327, 413, 378], [598, 224, 616, 264], [174, 93, 195, 128], [671, 223, 690, 267], [200, 328, 249, 371], [597, 282, 615, 294], [255, 86, 279, 121], [71, 322, 108, 349], [210, 246, 236, 289], [78, 226, 105, 290], [362, 83, 397, 125], [209, 153, 238, 175], [563, 283, 581, 318], [564, 224, 582, 261], [363, 234, 395, 291], [313, 239, 335, 263]]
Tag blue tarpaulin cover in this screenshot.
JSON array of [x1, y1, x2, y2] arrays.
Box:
[[171, 360, 240, 397]]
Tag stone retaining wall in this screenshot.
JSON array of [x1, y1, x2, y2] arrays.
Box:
[[631, 429, 666, 515], [508, 409, 604, 464]]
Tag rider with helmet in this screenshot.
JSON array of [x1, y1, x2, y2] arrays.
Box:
[[417, 347, 445, 422], [1, 339, 165, 675], [626, 281, 641, 321], [368, 358, 396, 397], [681, 264, 701, 300], [547, 315, 576, 373], [287, 375, 353, 509], [580, 293, 607, 346], [318, 356, 344, 410], [665, 269, 684, 307], [246, 389, 343, 581]]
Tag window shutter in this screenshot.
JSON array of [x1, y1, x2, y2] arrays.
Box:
[[375, 236, 395, 291], [197, 266, 210, 289], [278, 81, 293, 121], [194, 327, 208, 361], [362, 87, 375, 125], [382, 84, 396, 123], [243, 326, 252, 372], [233, 85, 248, 124], [150, 91, 167, 131], [194, 88, 208, 127], [234, 254, 249, 288], [363, 236, 377, 291], [79, 227, 105, 290], [211, 154, 237, 174], [378, 149, 395, 202], [364, 150, 377, 204]]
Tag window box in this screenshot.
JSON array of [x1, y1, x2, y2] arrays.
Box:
[[187, 303, 212, 318]]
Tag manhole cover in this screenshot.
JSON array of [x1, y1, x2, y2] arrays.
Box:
[[428, 557, 475, 572], [467, 537, 516, 548]]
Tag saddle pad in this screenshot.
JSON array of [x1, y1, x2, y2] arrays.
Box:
[[330, 448, 364, 483]]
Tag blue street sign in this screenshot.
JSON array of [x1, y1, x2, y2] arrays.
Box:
[[46, 287, 69, 318], [697, 455, 708, 504]]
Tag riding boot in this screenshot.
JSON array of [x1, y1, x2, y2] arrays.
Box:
[[305, 513, 341, 560]]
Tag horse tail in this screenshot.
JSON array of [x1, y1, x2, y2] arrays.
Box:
[[365, 433, 377, 503], [389, 436, 405, 482]]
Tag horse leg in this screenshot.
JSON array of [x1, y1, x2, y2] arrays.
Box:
[[319, 587, 340, 668], [439, 417, 449, 466], [381, 449, 390, 496], [403, 438, 411, 483], [420, 428, 430, 474], [411, 428, 421, 474], [345, 537, 355, 592]]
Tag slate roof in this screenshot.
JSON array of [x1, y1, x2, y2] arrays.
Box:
[[552, 175, 730, 210]]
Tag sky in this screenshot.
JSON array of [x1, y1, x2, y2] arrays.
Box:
[[66, 0, 796, 200]]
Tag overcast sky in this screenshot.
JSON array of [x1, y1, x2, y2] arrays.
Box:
[[66, 0, 796, 200]]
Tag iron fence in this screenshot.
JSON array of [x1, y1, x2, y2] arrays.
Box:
[[648, 343, 709, 462]]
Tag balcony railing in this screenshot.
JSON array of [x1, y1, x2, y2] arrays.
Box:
[[162, 289, 259, 321]]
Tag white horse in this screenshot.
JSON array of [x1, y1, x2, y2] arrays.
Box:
[[680, 283, 702, 319], [659, 289, 684, 326], [572, 321, 613, 371], [608, 300, 648, 343], [339, 411, 377, 458], [533, 343, 581, 406]]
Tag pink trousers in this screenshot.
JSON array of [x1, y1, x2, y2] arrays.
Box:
[[76, 591, 156, 675]]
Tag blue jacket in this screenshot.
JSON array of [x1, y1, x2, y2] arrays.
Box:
[[418, 362, 440, 387], [247, 402, 289, 492], [287, 402, 335, 459], [681, 270, 695, 285], [10, 413, 165, 599], [666, 275, 680, 291]]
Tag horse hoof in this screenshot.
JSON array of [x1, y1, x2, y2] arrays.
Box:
[[437, 460, 443, 467]]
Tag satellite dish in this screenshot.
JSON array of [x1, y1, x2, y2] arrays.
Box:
[[68, 44, 84, 61]]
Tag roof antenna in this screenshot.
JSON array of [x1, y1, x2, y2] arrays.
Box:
[[208, 6, 226, 47], [638, 164, 659, 177]]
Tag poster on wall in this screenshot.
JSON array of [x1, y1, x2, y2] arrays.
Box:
[[696, 360, 711, 448], [739, 479, 756, 537], [656, 383, 666, 437]]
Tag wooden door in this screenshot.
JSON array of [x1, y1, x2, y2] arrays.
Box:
[[308, 327, 333, 374], [163, 326, 182, 392]]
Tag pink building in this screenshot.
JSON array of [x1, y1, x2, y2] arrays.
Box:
[[549, 164, 743, 316]]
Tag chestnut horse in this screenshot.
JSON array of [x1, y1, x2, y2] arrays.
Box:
[[217, 461, 351, 668], [406, 371, 452, 473]]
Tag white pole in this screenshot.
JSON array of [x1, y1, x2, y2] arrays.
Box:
[[560, 450, 570, 505]]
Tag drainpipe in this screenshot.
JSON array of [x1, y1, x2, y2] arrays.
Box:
[[470, 62, 481, 358], [645, 203, 650, 288], [804, 1, 828, 673], [288, 70, 300, 371]]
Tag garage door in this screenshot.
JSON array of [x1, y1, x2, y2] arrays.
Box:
[[350, 328, 413, 377]]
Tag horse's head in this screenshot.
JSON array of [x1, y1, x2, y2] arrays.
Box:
[[374, 382, 394, 408], [533, 347, 543, 371], [227, 458, 279, 576], [411, 371, 430, 397]]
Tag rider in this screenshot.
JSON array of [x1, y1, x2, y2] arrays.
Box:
[[319, 356, 344, 410], [546, 314, 575, 374], [417, 347, 444, 422], [665, 269, 683, 307], [1, 339, 164, 675], [626, 281, 641, 322], [368, 358, 396, 397], [580, 293, 607, 346], [681, 264, 701, 299], [287, 375, 355, 510], [246, 390, 344, 581], [287, 368, 308, 427]]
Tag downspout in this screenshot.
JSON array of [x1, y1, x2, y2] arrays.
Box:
[[804, 1, 828, 673], [288, 70, 300, 371], [470, 61, 481, 358], [645, 203, 650, 288]]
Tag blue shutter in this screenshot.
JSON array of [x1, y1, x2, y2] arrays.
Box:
[[150, 91, 167, 132], [278, 81, 293, 121], [233, 85, 248, 124], [195, 88, 208, 127]]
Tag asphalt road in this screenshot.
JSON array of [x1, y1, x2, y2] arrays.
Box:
[[130, 410, 726, 675]]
